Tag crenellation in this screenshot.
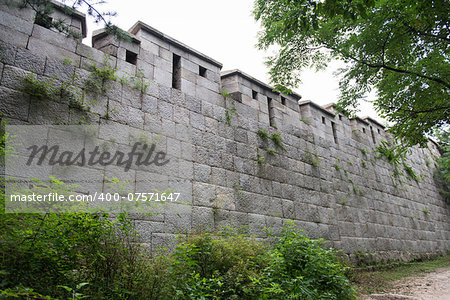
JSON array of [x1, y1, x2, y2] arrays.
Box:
[[0, 1, 449, 261]]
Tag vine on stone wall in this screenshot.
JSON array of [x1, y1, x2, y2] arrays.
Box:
[[256, 129, 286, 165], [19, 54, 155, 124], [375, 140, 421, 186], [21, 73, 92, 114]]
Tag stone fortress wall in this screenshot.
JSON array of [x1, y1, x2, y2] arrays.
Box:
[[0, 0, 449, 262]]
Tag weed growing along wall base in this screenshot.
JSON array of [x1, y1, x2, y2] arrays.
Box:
[[0, 0, 449, 264]]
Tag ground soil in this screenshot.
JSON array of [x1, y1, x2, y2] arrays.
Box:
[[364, 266, 450, 300]]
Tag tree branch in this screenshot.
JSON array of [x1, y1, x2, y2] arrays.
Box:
[[379, 103, 450, 114], [323, 42, 450, 89], [402, 21, 450, 42]]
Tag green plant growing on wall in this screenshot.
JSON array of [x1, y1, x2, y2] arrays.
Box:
[[375, 140, 422, 186], [425, 156, 432, 167], [361, 160, 367, 168], [352, 185, 364, 196], [403, 162, 419, 183], [19, 0, 131, 41], [257, 153, 266, 165], [232, 182, 244, 199], [300, 117, 309, 124], [270, 132, 286, 151], [120, 74, 129, 85], [257, 129, 269, 140], [221, 89, 234, 99], [21, 74, 58, 102], [305, 150, 320, 167], [105, 102, 121, 120], [21, 73, 91, 114], [334, 162, 341, 171], [129, 70, 150, 94], [265, 148, 278, 155], [374, 140, 407, 165], [360, 148, 368, 156], [224, 103, 237, 126], [393, 167, 402, 179], [84, 56, 118, 95], [352, 130, 360, 137], [60, 78, 93, 112], [422, 208, 430, 216], [257, 129, 287, 162]]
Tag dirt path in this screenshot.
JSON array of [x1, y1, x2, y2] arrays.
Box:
[[366, 266, 450, 300]]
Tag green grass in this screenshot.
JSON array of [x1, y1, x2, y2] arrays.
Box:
[[353, 254, 450, 295]]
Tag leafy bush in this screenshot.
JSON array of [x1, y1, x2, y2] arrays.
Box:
[[170, 230, 267, 299], [0, 212, 356, 299], [245, 224, 355, 300], [167, 225, 355, 300], [0, 209, 156, 299], [0, 174, 157, 299]]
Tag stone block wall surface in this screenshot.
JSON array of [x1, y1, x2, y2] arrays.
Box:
[[0, 0, 449, 261]]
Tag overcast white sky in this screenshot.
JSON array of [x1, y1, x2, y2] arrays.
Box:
[[80, 0, 381, 121]]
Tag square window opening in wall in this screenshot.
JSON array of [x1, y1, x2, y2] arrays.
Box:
[[281, 96, 286, 105], [199, 66, 207, 78], [322, 116, 326, 124], [126, 50, 138, 65], [252, 90, 258, 100], [339, 115, 342, 120]]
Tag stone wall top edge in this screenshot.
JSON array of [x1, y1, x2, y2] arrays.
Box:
[[362, 116, 385, 129], [299, 100, 336, 118], [128, 21, 223, 69], [221, 69, 302, 102], [92, 28, 141, 45], [50, 0, 86, 37]]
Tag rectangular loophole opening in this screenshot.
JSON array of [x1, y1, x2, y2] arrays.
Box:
[[126, 50, 137, 65], [322, 116, 326, 124], [362, 128, 366, 133], [281, 96, 286, 105], [377, 128, 381, 134], [338, 115, 342, 120], [199, 65, 207, 78], [370, 126, 376, 144], [252, 90, 258, 100], [331, 121, 338, 144], [267, 97, 275, 127], [172, 54, 181, 89]]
